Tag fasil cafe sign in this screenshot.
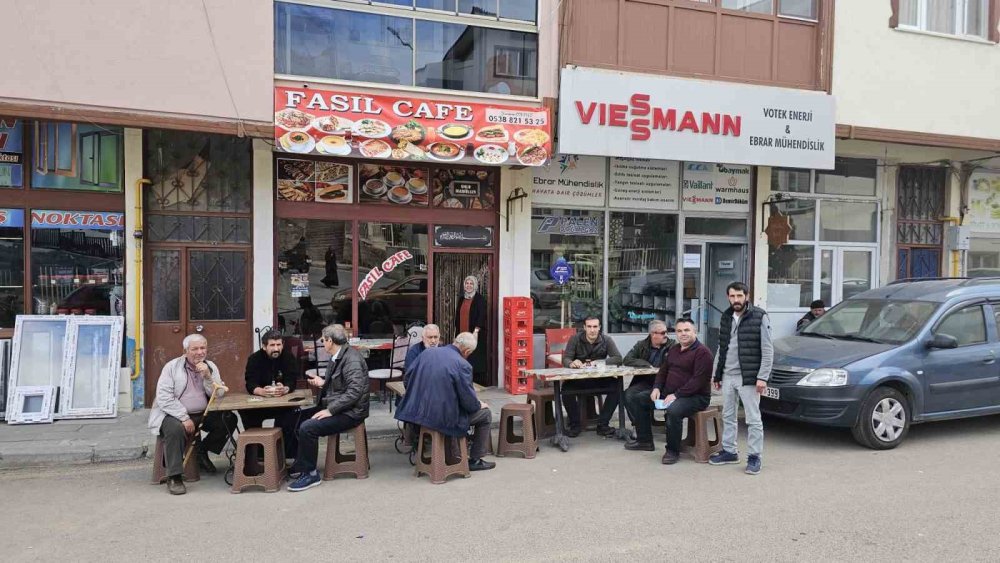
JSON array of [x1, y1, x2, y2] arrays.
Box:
[[359, 250, 413, 301], [558, 67, 835, 170]]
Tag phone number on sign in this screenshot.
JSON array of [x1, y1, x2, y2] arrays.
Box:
[[485, 110, 548, 127]]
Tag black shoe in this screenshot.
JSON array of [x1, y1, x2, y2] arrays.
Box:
[[196, 448, 217, 474], [564, 425, 581, 438], [596, 425, 617, 437], [469, 458, 496, 471], [624, 440, 655, 451], [661, 449, 680, 465], [167, 477, 187, 495]]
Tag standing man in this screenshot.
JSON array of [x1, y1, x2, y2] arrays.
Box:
[[710, 282, 773, 475], [796, 300, 826, 332], [240, 330, 302, 459], [404, 323, 441, 378], [647, 319, 713, 463], [622, 320, 675, 451], [147, 334, 235, 495], [396, 333, 495, 471], [287, 324, 370, 492], [562, 316, 623, 438]]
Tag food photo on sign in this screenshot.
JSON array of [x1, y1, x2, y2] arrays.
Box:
[[274, 88, 552, 167], [431, 168, 496, 209], [276, 158, 353, 204], [359, 164, 429, 206]]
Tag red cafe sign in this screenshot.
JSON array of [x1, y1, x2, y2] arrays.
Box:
[[359, 249, 413, 301], [274, 87, 552, 167]]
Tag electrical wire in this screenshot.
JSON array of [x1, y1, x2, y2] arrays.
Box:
[[201, 0, 246, 137]]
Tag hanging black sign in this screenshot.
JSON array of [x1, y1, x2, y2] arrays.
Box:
[[433, 225, 494, 248]]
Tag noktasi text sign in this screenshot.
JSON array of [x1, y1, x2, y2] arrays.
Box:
[[558, 67, 835, 170]]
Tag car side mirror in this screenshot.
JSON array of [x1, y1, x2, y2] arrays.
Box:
[[926, 334, 959, 350]]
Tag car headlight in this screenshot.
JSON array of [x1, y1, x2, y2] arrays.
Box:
[[796, 368, 849, 387]]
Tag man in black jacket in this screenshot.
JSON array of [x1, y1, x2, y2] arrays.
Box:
[[561, 316, 623, 437], [288, 324, 370, 492], [239, 331, 302, 458], [622, 320, 675, 451]]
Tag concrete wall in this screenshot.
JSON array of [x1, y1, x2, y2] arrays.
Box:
[[0, 0, 273, 123], [833, 2, 1000, 139]]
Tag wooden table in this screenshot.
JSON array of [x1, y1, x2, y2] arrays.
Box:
[[522, 366, 658, 452], [384, 381, 486, 399], [207, 389, 316, 484]]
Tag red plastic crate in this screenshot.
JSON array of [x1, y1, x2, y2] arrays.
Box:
[[503, 323, 531, 339], [506, 336, 532, 357], [503, 317, 531, 332], [503, 296, 532, 308], [503, 351, 531, 370], [504, 372, 533, 395]]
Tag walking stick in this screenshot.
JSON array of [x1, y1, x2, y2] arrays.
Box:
[[182, 382, 227, 468]]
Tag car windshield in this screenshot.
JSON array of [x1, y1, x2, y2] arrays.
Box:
[[801, 299, 939, 345]]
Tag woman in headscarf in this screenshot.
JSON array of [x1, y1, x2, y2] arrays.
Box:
[[454, 275, 487, 382]]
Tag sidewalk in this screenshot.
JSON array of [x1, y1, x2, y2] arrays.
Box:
[[0, 388, 725, 469]]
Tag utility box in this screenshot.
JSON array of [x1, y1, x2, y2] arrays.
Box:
[[946, 225, 971, 250]]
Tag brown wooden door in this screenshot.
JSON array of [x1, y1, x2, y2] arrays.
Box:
[[145, 246, 251, 405], [434, 252, 494, 386]]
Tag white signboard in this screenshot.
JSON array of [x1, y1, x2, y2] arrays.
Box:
[[609, 158, 679, 210], [682, 162, 752, 213], [559, 67, 836, 170], [967, 171, 1000, 232], [530, 154, 607, 208]]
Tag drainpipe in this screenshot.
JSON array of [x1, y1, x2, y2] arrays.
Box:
[[132, 178, 151, 380]]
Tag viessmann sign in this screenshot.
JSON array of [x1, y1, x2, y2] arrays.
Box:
[[558, 67, 836, 170]]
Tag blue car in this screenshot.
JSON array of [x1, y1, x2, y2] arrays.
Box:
[[764, 278, 1000, 449]]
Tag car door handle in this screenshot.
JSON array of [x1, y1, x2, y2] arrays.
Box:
[[984, 355, 996, 365]]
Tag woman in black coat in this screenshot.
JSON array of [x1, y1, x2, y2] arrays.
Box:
[[454, 275, 487, 382]]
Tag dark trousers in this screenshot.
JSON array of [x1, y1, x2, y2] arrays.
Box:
[[239, 408, 300, 458], [159, 411, 236, 478], [624, 379, 655, 441], [292, 407, 362, 474], [562, 377, 619, 430], [664, 395, 711, 454]]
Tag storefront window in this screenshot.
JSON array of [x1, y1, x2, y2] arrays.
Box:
[[967, 238, 1000, 277], [530, 208, 604, 333], [820, 201, 877, 242], [29, 211, 125, 316], [0, 210, 25, 327], [32, 122, 123, 193], [772, 199, 816, 241], [815, 157, 877, 196], [357, 223, 429, 336], [276, 219, 354, 340], [768, 245, 814, 308], [771, 168, 811, 193], [608, 213, 678, 333], [0, 119, 25, 188]]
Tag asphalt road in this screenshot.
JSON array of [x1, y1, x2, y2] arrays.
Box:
[[2, 414, 999, 562]]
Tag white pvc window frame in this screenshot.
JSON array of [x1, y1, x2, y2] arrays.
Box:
[[6, 315, 69, 417], [8, 385, 56, 425], [59, 316, 124, 419], [898, 0, 989, 40]]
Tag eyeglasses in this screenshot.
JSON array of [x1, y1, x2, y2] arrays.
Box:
[[652, 331, 668, 336]]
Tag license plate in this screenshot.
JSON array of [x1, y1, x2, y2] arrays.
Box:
[[763, 386, 780, 400]]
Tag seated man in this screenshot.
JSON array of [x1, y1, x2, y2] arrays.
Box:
[[395, 332, 495, 472], [562, 316, 623, 438], [622, 320, 675, 446], [626, 318, 713, 463], [404, 323, 441, 381], [239, 330, 302, 459], [796, 300, 826, 332], [147, 334, 235, 496], [287, 324, 370, 492]]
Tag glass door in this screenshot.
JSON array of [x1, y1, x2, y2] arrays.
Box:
[[820, 247, 875, 306], [706, 243, 747, 352], [681, 243, 705, 334]]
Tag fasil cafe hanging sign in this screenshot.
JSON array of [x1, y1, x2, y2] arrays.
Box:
[[359, 250, 413, 301], [558, 67, 835, 170], [274, 86, 552, 167]]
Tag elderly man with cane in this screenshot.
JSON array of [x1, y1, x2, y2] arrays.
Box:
[[148, 334, 235, 495]]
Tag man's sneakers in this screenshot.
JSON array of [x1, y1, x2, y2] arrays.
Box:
[[745, 454, 762, 475], [661, 449, 679, 465], [287, 470, 322, 492], [596, 425, 617, 437], [708, 450, 740, 465], [167, 477, 187, 495], [469, 458, 496, 471], [624, 440, 654, 451]]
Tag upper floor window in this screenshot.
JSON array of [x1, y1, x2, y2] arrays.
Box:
[[899, 0, 989, 39], [274, 1, 539, 97], [718, 0, 818, 20]]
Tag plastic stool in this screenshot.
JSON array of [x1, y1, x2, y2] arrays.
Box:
[[414, 427, 470, 484], [497, 403, 537, 459], [526, 388, 556, 439], [323, 422, 370, 480], [232, 428, 285, 493], [150, 434, 200, 484], [681, 406, 723, 463]]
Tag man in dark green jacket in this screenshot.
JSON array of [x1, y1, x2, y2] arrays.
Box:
[[622, 320, 675, 451]]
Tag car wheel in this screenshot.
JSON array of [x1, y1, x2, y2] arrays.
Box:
[[851, 386, 910, 450]]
